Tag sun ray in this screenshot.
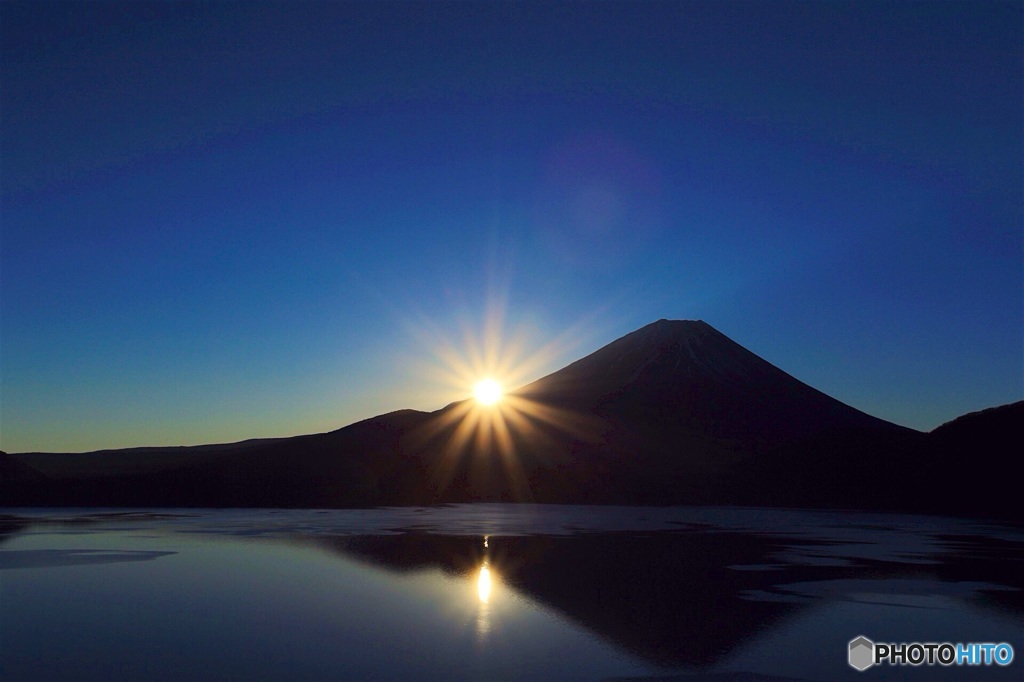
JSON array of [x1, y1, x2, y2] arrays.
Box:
[[395, 289, 617, 502]]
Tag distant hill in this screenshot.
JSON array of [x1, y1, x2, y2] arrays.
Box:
[[918, 401, 1023, 519], [930, 400, 1023, 444], [2, 320, 1019, 518], [7, 438, 288, 479], [0, 450, 46, 483], [3, 409, 434, 508]]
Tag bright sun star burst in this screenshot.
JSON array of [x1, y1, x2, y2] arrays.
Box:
[[473, 379, 503, 406], [404, 295, 603, 502]]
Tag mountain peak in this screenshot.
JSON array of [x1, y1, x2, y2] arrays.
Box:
[[628, 318, 718, 346], [520, 317, 893, 443], [558, 318, 736, 386], [520, 318, 743, 401], [647, 318, 711, 331]]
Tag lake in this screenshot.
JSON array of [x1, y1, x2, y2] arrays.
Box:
[[2, 505, 1022, 681]]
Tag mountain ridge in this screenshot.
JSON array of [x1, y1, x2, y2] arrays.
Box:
[[2, 319, 1018, 518]]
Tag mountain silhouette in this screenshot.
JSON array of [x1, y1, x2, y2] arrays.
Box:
[[2, 320, 1018, 518], [398, 319, 910, 506], [520, 318, 902, 455], [917, 400, 1023, 518], [0, 450, 45, 483]]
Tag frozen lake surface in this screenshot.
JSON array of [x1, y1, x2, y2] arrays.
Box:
[[2, 505, 1022, 681]]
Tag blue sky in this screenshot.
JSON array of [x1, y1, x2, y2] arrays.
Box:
[[2, 0, 1021, 452]]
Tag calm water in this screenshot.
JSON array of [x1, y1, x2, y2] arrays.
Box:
[[2, 505, 1022, 681]]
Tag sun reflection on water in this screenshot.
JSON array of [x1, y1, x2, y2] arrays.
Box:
[[478, 564, 492, 603], [475, 535, 494, 640]]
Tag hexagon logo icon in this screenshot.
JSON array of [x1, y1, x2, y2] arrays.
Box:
[[849, 636, 875, 671]]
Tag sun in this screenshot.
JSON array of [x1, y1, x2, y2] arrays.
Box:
[[473, 379, 503, 406]]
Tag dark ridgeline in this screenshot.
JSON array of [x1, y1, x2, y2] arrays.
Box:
[[0, 450, 45, 483], [2, 320, 1020, 518]]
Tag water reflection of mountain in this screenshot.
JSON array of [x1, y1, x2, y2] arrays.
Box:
[[318, 529, 1024, 668], [316, 531, 795, 666], [4, 508, 1021, 673]]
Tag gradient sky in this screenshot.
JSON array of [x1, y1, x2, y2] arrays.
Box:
[[2, 0, 1021, 452]]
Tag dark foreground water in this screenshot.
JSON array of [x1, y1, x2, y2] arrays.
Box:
[[1, 505, 1022, 681]]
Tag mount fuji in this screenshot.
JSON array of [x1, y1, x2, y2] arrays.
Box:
[[3, 320, 1019, 518]]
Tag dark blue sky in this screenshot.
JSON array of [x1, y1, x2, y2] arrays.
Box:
[[3, 1, 1021, 451]]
